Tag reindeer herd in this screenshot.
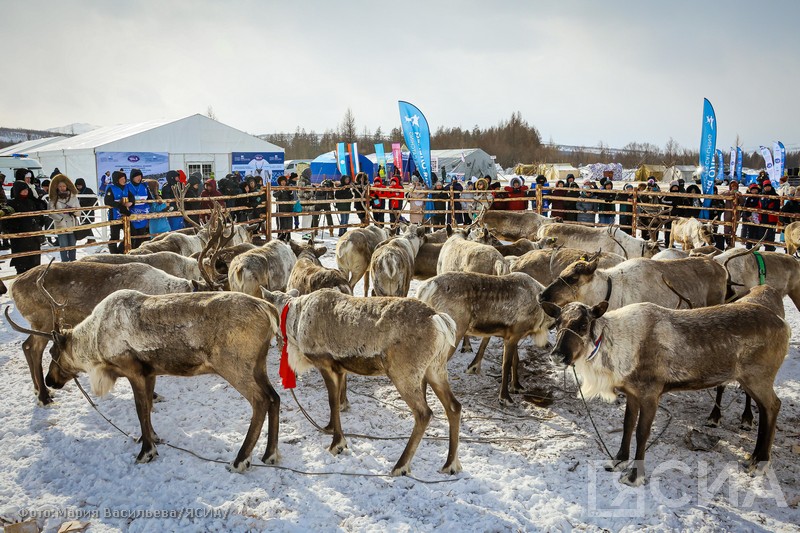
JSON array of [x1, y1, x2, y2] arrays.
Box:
[[3, 200, 796, 486]]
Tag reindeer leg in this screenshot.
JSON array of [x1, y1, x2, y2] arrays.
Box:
[[339, 374, 350, 412], [466, 337, 490, 374], [362, 269, 370, 298], [129, 375, 158, 464], [509, 341, 524, 393], [606, 394, 639, 472], [620, 394, 658, 487], [460, 334, 474, 354], [144, 375, 160, 443], [740, 393, 754, 430], [23, 335, 52, 406], [320, 367, 347, 454], [706, 385, 726, 427], [498, 338, 518, 406], [741, 382, 781, 472], [389, 374, 432, 476], [426, 361, 462, 475]]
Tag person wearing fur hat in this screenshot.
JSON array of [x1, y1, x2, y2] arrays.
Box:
[[145, 179, 171, 237], [200, 179, 224, 224], [6, 180, 44, 273], [124, 169, 152, 249], [47, 173, 80, 262], [504, 176, 529, 211]]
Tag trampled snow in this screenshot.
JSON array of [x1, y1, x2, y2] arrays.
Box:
[[0, 236, 798, 532]]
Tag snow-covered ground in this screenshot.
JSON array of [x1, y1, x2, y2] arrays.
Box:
[[1, 235, 798, 532]]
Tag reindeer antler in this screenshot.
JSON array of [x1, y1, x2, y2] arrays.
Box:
[[197, 204, 233, 289], [172, 183, 201, 229]]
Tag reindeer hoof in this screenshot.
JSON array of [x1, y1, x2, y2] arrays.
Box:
[[605, 458, 628, 472], [440, 458, 462, 475], [499, 396, 514, 407], [136, 447, 158, 464], [227, 458, 251, 473], [340, 400, 351, 413], [37, 395, 54, 407], [742, 457, 769, 475], [328, 440, 347, 455], [261, 451, 279, 465], [740, 418, 754, 431], [391, 464, 411, 476], [465, 364, 480, 375], [705, 417, 721, 428], [509, 383, 525, 394], [152, 392, 165, 403], [620, 468, 646, 487]]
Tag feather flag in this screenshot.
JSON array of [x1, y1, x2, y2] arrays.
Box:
[[398, 101, 433, 187], [759, 146, 775, 186], [773, 141, 786, 181], [698, 99, 717, 219]]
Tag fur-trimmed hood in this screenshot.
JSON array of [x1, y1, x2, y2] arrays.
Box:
[[48, 173, 78, 202]]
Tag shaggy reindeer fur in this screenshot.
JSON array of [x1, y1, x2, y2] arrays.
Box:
[[543, 287, 789, 486], [287, 245, 351, 296], [669, 217, 716, 250], [482, 210, 559, 241], [370, 225, 426, 297], [131, 225, 251, 256], [715, 248, 800, 310], [10, 262, 206, 406], [537, 224, 661, 259], [540, 256, 727, 310], [335, 225, 390, 295], [437, 227, 508, 276], [261, 288, 461, 476], [82, 251, 203, 281], [413, 242, 444, 280], [783, 221, 800, 256], [228, 240, 299, 297], [508, 248, 625, 286], [417, 272, 552, 404], [35, 290, 280, 472]]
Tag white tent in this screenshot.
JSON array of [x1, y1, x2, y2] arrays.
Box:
[[663, 165, 698, 183], [0, 136, 67, 157], [25, 114, 283, 191]]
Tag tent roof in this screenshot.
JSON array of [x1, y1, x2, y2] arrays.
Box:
[[0, 136, 67, 156], [33, 114, 283, 154]]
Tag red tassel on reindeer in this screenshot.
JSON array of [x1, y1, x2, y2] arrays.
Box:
[[279, 303, 296, 389]]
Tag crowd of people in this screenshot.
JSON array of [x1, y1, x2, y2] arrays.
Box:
[[2, 165, 798, 275]]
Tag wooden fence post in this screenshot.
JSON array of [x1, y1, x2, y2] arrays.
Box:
[[631, 190, 638, 236], [731, 197, 739, 247], [264, 183, 272, 242], [536, 185, 543, 215], [449, 187, 455, 224], [122, 217, 131, 253]]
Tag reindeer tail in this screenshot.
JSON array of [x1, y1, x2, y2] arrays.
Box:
[[431, 312, 458, 350]]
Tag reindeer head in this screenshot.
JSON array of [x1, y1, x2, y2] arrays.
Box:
[[699, 217, 719, 246], [642, 240, 663, 258], [541, 300, 608, 366], [538, 252, 601, 307]]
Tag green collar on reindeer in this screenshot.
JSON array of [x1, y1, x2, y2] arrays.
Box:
[[753, 251, 766, 285]]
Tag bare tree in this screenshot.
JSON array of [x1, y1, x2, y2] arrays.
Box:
[[340, 108, 357, 143], [206, 106, 218, 121]]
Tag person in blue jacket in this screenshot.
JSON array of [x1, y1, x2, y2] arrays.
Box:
[[146, 179, 171, 237], [124, 169, 152, 249], [103, 171, 135, 254]]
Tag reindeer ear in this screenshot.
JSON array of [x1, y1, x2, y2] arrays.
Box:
[[288, 289, 300, 297], [445, 224, 453, 237], [540, 301, 562, 318], [591, 301, 609, 318], [416, 226, 426, 238], [313, 245, 327, 258]]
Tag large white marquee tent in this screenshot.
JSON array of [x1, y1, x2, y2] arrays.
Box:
[[13, 114, 283, 191]]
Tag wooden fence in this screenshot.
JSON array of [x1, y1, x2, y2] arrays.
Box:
[[0, 184, 795, 281]]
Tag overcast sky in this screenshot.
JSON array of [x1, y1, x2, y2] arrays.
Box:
[[3, 0, 798, 152]]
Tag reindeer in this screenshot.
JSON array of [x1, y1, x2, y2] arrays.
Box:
[[508, 248, 625, 286], [437, 226, 508, 276], [538, 224, 662, 259], [335, 225, 391, 295], [417, 272, 551, 404], [716, 247, 800, 310], [81, 251, 204, 281], [541, 286, 789, 486], [783, 221, 800, 256], [669, 217, 718, 250], [539, 255, 727, 311], [228, 240, 300, 297], [287, 240, 351, 296], [481, 210, 560, 241], [9, 216, 231, 405], [652, 245, 722, 260], [370, 224, 426, 297], [491, 237, 555, 257], [413, 242, 444, 280], [260, 288, 462, 476], [6, 284, 281, 472]]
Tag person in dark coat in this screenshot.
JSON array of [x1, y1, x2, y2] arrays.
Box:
[[334, 175, 354, 236], [236, 180, 260, 222], [742, 182, 762, 249], [6, 180, 45, 273], [352, 172, 369, 224], [71, 178, 96, 242], [103, 171, 135, 254], [430, 181, 448, 227], [217, 173, 240, 211], [616, 183, 635, 234], [184, 173, 203, 224], [0, 172, 10, 249], [273, 175, 295, 241], [311, 178, 335, 238], [564, 175, 580, 221], [160, 170, 185, 230], [549, 180, 568, 219], [760, 180, 780, 251]]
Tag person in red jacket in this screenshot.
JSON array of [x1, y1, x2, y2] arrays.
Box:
[[370, 176, 387, 226], [200, 179, 224, 223], [504, 176, 529, 210], [388, 175, 405, 224]]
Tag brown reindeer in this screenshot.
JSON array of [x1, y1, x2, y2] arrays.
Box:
[[6, 285, 281, 472], [508, 248, 625, 287], [335, 225, 390, 295], [261, 288, 461, 476], [287, 240, 351, 296], [542, 286, 789, 486], [369, 224, 426, 297]]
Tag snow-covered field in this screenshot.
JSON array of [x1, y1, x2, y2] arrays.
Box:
[[1, 235, 799, 532]]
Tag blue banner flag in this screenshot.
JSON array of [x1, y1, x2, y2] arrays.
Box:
[[774, 141, 786, 181], [398, 101, 432, 187], [336, 143, 348, 175], [759, 146, 775, 186], [729, 147, 736, 181], [715, 149, 724, 181], [698, 98, 717, 220], [736, 147, 743, 181]]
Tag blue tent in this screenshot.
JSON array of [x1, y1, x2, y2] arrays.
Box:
[[310, 152, 376, 184]]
